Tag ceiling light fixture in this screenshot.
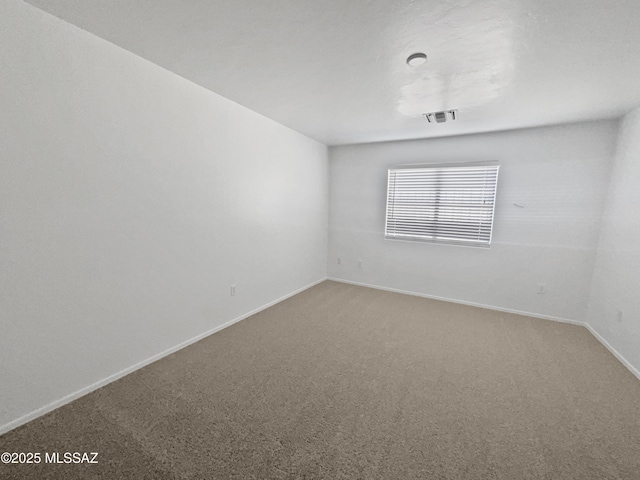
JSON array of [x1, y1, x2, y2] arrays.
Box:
[[406, 52, 427, 66]]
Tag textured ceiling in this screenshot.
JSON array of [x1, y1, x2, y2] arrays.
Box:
[[24, 0, 640, 145]]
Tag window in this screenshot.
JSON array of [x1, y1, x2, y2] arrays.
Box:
[[385, 162, 499, 247]]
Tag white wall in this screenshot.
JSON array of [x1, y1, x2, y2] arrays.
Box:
[[329, 121, 617, 321], [0, 0, 328, 432], [586, 108, 640, 376]]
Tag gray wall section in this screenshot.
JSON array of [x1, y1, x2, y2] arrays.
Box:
[[0, 0, 328, 431]]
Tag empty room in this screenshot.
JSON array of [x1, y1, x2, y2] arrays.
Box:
[[1, 0, 639, 478]]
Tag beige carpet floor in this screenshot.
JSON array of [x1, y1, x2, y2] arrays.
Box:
[[1, 280, 639, 479]]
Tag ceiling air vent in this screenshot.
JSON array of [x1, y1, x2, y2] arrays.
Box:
[[424, 110, 457, 124]]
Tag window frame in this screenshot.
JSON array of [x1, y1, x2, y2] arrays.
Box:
[[384, 161, 500, 248]]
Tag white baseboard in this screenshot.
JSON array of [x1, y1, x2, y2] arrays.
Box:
[[584, 324, 640, 382], [327, 277, 585, 326], [0, 278, 326, 437]]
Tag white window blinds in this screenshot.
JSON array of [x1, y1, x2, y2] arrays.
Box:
[[385, 162, 500, 247]]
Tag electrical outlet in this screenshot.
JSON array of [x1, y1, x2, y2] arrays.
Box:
[[537, 283, 547, 294], [337, 257, 342, 265], [616, 310, 623, 322], [358, 260, 363, 269], [230, 284, 236, 296]]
